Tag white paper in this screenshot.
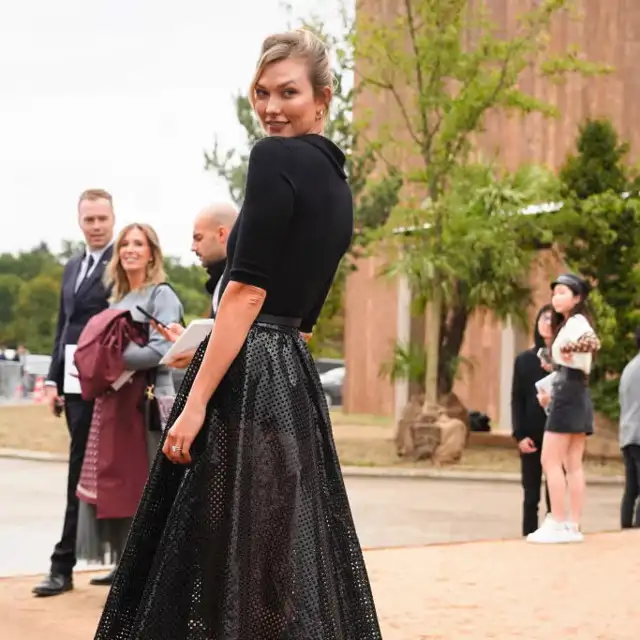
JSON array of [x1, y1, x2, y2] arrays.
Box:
[[63, 345, 82, 394], [535, 372, 556, 394], [159, 319, 214, 365]]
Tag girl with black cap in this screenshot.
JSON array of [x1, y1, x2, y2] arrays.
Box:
[[527, 273, 600, 544]]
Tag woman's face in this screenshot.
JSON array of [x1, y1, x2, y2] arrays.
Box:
[[537, 309, 553, 340], [119, 227, 152, 278], [253, 58, 330, 137], [551, 284, 579, 316]]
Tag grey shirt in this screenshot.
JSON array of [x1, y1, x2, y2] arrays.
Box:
[[111, 284, 184, 394], [619, 353, 640, 448]]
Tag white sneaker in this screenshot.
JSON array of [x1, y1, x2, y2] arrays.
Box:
[[526, 515, 573, 544], [564, 521, 584, 542]]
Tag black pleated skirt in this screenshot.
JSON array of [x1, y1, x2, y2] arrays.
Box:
[[94, 321, 382, 640]]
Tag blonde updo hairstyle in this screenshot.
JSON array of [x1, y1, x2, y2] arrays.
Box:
[[249, 29, 334, 116], [105, 223, 167, 302]]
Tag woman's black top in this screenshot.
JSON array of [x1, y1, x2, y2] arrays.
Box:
[[222, 134, 353, 333], [511, 347, 549, 445]]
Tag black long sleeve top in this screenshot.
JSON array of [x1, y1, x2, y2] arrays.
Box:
[[511, 348, 549, 445]]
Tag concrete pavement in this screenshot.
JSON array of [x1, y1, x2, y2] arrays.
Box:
[[0, 457, 625, 577]]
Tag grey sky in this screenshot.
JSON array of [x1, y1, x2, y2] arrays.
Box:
[[0, 0, 344, 263]]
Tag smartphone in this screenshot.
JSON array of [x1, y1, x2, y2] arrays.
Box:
[[135, 305, 167, 328], [53, 397, 64, 418], [537, 347, 553, 367]]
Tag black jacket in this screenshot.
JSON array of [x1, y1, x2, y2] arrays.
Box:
[[205, 259, 226, 318], [511, 306, 551, 444], [47, 247, 113, 393]]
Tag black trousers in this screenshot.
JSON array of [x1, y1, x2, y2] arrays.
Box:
[[621, 444, 640, 529], [50, 394, 94, 576], [520, 446, 551, 536]]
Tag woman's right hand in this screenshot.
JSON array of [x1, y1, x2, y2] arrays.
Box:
[[518, 437, 537, 454], [152, 321, 184, 343]]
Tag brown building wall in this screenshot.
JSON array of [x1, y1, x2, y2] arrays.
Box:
[[345, 0, 640, 418], [343, 255, 398, 416]]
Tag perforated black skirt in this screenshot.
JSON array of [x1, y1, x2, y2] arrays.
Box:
[[94, 322, 382, 640]]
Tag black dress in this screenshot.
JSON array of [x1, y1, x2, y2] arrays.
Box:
[[94, 135, 382, 640]]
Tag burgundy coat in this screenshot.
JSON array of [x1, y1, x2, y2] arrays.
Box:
[[75, 308, 153, 520], [74, 308, 146, 401]]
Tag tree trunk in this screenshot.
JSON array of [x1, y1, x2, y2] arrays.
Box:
[[438, 302, 469, 396], [422, 281, 442, 409]]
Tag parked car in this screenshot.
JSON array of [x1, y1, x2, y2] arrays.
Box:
[[319, 366, 345, 408], [314, 358, 345, 376]]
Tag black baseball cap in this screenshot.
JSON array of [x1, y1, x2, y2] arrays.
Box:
[[551, 273, 591, 297]]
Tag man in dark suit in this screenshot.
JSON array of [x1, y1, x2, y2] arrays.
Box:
[[33, 188, 116, 597]]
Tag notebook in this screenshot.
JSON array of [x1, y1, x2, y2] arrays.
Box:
[[159, 318, 214, 365]]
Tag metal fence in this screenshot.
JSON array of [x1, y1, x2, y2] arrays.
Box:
[[0, 361, 24, 401]]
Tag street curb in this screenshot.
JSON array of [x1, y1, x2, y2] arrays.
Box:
[[0, 447, 625, 486]]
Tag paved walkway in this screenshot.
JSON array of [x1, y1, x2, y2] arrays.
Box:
[[0, 458, 625, 576], [1, 531, 638, 639]]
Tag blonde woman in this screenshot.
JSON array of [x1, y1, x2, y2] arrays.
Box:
[[94, 31, 381, 639], [76, 223, 183, 586]]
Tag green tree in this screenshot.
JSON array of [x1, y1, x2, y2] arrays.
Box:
[[0, 274, 23, 328], [553, 119, 640, 419], [204, 6, 402, 355], [355, 0, 608, 408], [163, 257, 211, 320], [385, 162, 560, 395], [11, 275, 61, 353]]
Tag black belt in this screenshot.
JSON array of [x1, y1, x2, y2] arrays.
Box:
[[556, 366, 587, 382], [255, 314, 302, 329]]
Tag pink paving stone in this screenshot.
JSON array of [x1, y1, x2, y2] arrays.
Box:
[[1, 531, 638, 639]]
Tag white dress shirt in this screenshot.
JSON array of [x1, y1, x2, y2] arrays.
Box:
[[74, 243, 112, 292]]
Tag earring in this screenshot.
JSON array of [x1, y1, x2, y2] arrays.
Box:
[[315, 110, 324, 121]]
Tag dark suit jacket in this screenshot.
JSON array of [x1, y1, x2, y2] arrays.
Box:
[[47, 246, 113, 394]]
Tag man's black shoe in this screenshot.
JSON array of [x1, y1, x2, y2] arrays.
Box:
[[32, 573, 73, 597], [89, 568, 117, 586]]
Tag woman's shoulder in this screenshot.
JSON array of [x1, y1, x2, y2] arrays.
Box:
[[515, 348, 537, 367], [249, 136, 294, 160], [150, 283, 182, 307], [565, 313, 592, 331], [249, 135, 330, 162]]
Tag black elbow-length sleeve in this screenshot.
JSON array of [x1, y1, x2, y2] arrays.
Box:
[[228, 137, 296, 291]]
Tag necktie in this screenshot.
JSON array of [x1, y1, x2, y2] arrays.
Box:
[[76, 254, 95, 292]]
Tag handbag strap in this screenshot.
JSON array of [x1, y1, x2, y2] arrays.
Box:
[[149, 282, 186, 327], [145, 282, 185, 388]]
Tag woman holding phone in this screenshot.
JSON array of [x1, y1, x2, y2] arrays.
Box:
[[75, 223, 183, 585]]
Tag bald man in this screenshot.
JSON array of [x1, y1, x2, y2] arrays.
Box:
[[191, 203, 238, 317]]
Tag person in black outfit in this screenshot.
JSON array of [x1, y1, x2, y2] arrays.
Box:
[[190, 202, 238, 318], [33, 189, 115, 597], [511, 304, 553, 536], [93, 30, 381, 640]]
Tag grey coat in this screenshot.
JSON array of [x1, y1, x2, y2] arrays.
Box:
[[111, 284, 184, 395]]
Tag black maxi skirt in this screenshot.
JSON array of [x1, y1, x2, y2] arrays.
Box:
[[94, 320, 382, 640]]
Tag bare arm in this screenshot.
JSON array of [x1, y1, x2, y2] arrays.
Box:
[[184, 281, 266, 409]]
